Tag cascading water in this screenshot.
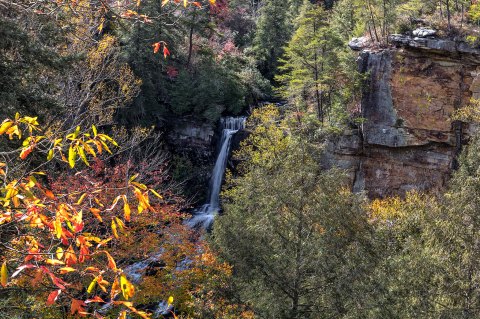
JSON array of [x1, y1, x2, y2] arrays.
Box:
[[186, 116, 246, 230], [103, 117, 246, 318]]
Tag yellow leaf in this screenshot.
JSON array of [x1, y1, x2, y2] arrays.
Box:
[[150, 189, 163, 199], [161, 0, 169, 6], [209, 0, 215, 4], [1, 261, 7, 287], [184, 0, 187, 7], [56, 247, 64, 260], [115, 217, 125, 232], [123, 196, 131, 222], [111, 220, 119, 239], [47, 149, 54, 161], [58, 267, 76, 274], [68, 145, 76, 168], [76, 193, 87, 205], [77, 145, 89, 166], [45, 259, 65, 266], [167, 296, 174, 306], [87, 277, 97, 294], [0, 120, 13, 135], [120, 274, 135, 300], [54, 219, 62, 239], [92, 125, 97, 137]]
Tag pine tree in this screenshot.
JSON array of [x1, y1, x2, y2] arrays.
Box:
[[252, 0, 293, 81], [212, 106, 376, 318], [276, 1, 345, 123]]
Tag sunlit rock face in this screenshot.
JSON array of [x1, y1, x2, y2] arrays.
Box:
[[334, 35, 480, 198]]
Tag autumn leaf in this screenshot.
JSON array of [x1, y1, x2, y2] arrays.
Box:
[[20, 145, 34, 160], [152, 42, 161, 54], [46, 289, 61, 306], [47, 149, 54, 161], [68, 145, 76, 168], [0, 120, 13, 135], [111, 219, 119, 239], [11, 264, 35, 278], [45, 258, 65, 266], [120, 274, 135, 300], [85, 296, 105, 303], [161, 0, 169, 6], [54, 219, 63, 239], [1, 261, 7, 287], [58, 267, 76, 274], [89, 208, 103, 222], [123, 198, 131, 222], [56, 247, 64, 260], [167, 296, 174, 306], [45, 189, 55, 200], [209, 0, 215, 4], [163, 45, 171, 59], [103, 251, 117, 270], [71, 299, 87, 316], [87, 277, 97, 294], [183, 0, 187, 7], [192, 1, 201, 7]]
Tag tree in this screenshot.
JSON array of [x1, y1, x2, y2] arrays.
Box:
[[276, 1, 345, 123], [252, 0, 293, 81], [212, 106, 376, 318], [0, 113, 252, 318]]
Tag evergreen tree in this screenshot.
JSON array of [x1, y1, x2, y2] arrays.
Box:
[[252, 0, 293, 81], [212, 106, 376, 318]]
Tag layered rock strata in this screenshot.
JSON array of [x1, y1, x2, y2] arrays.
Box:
[[334, 34, 480, 198]]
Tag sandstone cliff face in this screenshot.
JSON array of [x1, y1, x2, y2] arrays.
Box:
[[335, 35, 480, 198]]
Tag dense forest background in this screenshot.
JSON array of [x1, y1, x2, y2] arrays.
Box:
[[3, 0, 480, 318]]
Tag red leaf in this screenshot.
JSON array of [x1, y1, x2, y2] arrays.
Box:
[[163, 45, 170, 58], [11, 264, 35, 278], [46, 289, 61, 306]]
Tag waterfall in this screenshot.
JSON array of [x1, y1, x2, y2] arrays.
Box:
[[186, 116, 246, 229]]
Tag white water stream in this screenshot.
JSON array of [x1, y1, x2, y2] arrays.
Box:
[[101, 117, 247, 317], [186, 116, 246, 229]]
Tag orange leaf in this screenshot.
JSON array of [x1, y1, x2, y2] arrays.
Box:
[[103, 251, 116, 270], [85, 296, 105, 303], [46, 289, 61, 306], [20, 145, 34, 160], [65, 246, 78, 266], [152, 42, 161, 54], [192, 2, 201, 7], [71, 299, 87, 316], [45, 189, 55, 200], [89, 208, 103, 222]]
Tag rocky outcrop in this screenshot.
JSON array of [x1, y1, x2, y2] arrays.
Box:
[[334, 35, 480, 198]]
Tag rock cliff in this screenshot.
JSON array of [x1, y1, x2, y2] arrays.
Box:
[[334, 34, 480, 198]]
